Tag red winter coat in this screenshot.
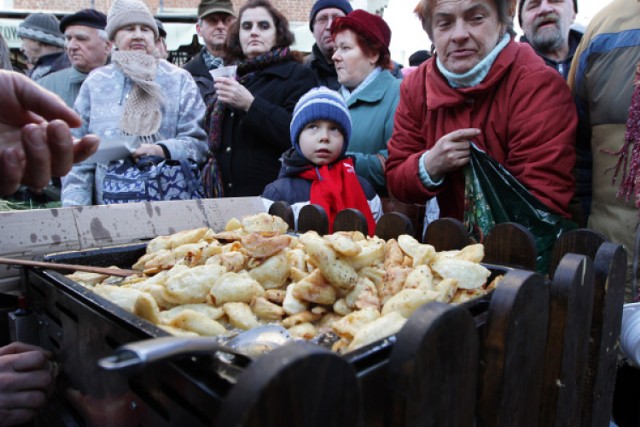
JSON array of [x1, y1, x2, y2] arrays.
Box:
[[386, 39, 576, 220]]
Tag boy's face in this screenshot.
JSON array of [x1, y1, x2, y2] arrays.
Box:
[[299, 120, 345, 166]]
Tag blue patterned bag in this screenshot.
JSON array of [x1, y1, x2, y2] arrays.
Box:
[[102, 155, 203, 204]]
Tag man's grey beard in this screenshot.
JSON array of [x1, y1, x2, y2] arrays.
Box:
[[532, 27, 565, 55]]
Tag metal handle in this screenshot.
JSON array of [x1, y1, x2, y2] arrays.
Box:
[[98, 336, 251, 371]]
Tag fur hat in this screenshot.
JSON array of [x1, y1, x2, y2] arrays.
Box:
[[309, 0, 353, 31], [517, 0, 578, 27], [60, 9, 107, 33], [17, 13, 65, 48], [332, 10, 391, 57], [106, 0, 159, 40], [198, 0, 235, 19], [290, 86, 352, 159]]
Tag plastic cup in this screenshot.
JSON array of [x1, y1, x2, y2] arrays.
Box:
[[210, 65, 237, 79]]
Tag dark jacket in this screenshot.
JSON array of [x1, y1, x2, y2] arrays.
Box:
[[520, 28, 583, 80], [183, 51, 216, 105], [303, 43, 340, 90], [216, 59, 316, 197], [30, 51, 69, 81]]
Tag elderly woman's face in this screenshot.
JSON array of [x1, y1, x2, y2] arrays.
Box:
[[114, 24, 156, 54], [239, 7, 276, 59], [431, 0, 504, 74], [332, 29, 378, 90]]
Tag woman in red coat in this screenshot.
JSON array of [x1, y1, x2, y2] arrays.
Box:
[[385, 0, 576, 221]]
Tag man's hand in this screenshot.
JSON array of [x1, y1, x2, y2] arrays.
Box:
[[0, 70, 99, 196], [0, 342, 57, 427]]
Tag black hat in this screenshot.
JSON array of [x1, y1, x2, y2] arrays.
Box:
[[409, 50, 431, 67], [155, 19, 167, 38], [60, 9, 107, 33]]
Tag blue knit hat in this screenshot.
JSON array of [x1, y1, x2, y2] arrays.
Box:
[[290, 86, 352, 158], [309, 0, 353, 31]]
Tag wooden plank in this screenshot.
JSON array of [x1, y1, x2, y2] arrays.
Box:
[[387, 302, 478, 427], [216, 342, 360, 427], [333, 208, 368, 235], [375, 212, 414, 241], [297, 204, 329, 235], [268, 201, 295, 232], [581, 242, 627, 427], [423, 218, 471, 250], [538, 253, 595, 426], [548, 228, 606, 279], [477, 269, 549, 427], [380, 197, 425, 240], [483, 223, 537, 270]]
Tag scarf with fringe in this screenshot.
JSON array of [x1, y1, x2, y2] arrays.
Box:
[[202, 47, 293, 198], [609, 62, 640, 211], [111, 51, 164, 144]]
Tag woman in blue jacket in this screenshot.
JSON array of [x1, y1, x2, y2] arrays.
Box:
[[331, 9, 401, 196]]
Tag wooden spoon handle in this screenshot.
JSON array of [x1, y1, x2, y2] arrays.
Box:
[[0, 256, 140, 278]]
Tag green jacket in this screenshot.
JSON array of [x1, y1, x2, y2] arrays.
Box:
[[345, 70, 401, 196]]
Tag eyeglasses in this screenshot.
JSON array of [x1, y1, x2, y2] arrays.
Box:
[[314, 13, 343, 28]]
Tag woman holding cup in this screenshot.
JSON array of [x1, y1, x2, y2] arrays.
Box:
[[202, 0, 316, 198]]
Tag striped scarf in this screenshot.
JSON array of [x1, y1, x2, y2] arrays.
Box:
[[610, 62, 640, 211], [202, 47, 292, 198]]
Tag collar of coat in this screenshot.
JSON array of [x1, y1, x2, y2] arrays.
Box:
[[240, 58, 299, 83], [344, 70, 397, 107], [425, 38, 523, 110]]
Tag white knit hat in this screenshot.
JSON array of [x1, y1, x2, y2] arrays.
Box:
[[106, 0, 159, 41]]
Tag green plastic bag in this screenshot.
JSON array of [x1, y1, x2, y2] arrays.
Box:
[[463, 143, 577, 273]]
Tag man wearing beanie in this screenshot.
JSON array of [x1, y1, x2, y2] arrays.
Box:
[[38, 9, 112, 108], [303, 0, 352, 90], [18, 13, 70, 80], [183, 0, 236, 104], [262, 86, 382, 234], [518, 0, 582, 80]]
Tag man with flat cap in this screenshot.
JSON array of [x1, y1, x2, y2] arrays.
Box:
[[183, 0, 236, 104], [304, 0, 353, 90], [38, 9, 112, 108]]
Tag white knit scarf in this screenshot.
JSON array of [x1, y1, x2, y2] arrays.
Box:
[[111, 50, 164, 142]]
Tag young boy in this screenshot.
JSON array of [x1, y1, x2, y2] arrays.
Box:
[[262, 86, 382, 234]]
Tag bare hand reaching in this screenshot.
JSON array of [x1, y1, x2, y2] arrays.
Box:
[[423, 128, 481, 182], [0, 70, 99, 196]]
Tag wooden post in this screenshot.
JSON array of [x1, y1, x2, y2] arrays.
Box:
[[477, 269, 549, 427]]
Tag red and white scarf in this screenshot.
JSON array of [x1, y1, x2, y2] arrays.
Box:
[[298, 158, 376, 235]]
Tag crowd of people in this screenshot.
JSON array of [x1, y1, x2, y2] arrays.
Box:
[[0, 0, 638, 423]]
